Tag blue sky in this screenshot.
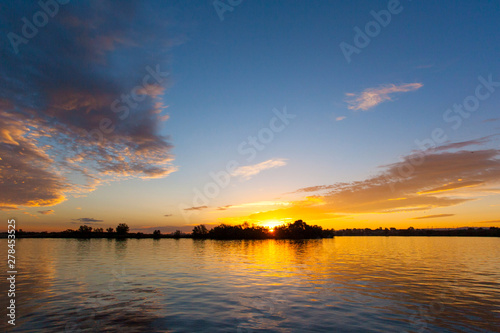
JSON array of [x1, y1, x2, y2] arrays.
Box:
[[1, 0, 499, 231]]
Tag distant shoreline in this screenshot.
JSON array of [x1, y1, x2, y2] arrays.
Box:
[[2, 227, 499, 239], [3, 221, 499, 239]]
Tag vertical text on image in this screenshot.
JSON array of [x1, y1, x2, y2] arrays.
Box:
[[7, 218, 17, 326]]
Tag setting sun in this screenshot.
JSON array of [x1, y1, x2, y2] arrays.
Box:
[[259, 219, 285, 230]]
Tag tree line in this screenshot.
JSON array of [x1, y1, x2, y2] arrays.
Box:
[[7, 222, 500, 239], [192, 220, 334, 240]]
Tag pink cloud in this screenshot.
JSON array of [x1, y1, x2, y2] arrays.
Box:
[[346, 83, 423, 111]]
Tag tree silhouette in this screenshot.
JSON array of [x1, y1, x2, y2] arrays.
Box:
[[192, 224, 209, 238], [116, 223, 129, 235], [274, 220, 326, 239], [78, 225, 92, 233]]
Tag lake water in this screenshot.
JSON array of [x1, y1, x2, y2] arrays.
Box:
[[1, 237, 499, 332]]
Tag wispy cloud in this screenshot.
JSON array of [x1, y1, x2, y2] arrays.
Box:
[[346, 83, 423, 111], [23, 212, 38, 218], [184, 206, 208, 211], [483, 118, 499, 123], [0, 206, 18, 211], [38, 210, 55, 215], [245, 138, 500, 221], [217, 205, 233, 211], [412, 214, 455, 220], [417, 181, 484, 194], [474, 219, 500, 224], [164, 214, 173, 217], [217, 201, 291, 211], [231, 159, 287, 180], [336, 116, 347, 121], [71, 217, 104, 224]]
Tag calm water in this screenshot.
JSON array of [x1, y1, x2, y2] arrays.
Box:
[[1, 237, 499, 332]]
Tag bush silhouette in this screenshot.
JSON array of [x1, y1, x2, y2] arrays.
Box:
[[274, 220, 325, 239], [116, 223, 129, 235], [192, 225, 209, 238]]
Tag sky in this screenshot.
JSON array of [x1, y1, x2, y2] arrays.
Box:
[[1, 0, 499, 232]]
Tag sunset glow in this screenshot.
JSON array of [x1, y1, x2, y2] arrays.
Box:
[[1, 1, 500, 233], [258, 220, 284, 231], [2, 2, 500, 332]]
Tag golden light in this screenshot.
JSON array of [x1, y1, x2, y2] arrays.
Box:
[[258, 219, 283, 230]]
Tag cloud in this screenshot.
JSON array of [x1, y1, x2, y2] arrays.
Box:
[[424, 136, 497, 154], [71, 217, 104, 224], [73, 217, 104, 222], [474, 220, 500, 224], [0, 1, 180, 210], [216, 201, 291, 212], [346, 83, 423, 111], [412, 214, 455, 220], [38, 210, 55, 215], [251, 139, 500, 220], [231, 159, 287, 180], [217, 205, 233, 211], [295, 185, 338, 193], [0, 206, 19, 211], [317, 148, 500, 214], [184, 206, 208, 211], [23, 212, 39, 218], [336, 116, 346, 121], [164, 214, 172, 217], [483, 118, 499, 123], [417, 181, 484, 194]]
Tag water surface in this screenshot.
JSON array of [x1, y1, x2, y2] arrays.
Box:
[[1, 237, 499, 332]]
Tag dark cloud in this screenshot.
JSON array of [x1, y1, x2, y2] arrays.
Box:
[[0, 1, 180, 210], [164, 214, 172, 217], [184, 206, 208, 211], [71, 217, 104, 223], [412, 214, 455, 220], [217, 205, 232, 210], [483, 118, 499, 123]]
